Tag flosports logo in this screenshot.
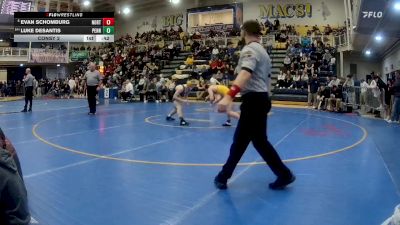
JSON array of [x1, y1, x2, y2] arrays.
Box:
[[362, 11, 383, 18]]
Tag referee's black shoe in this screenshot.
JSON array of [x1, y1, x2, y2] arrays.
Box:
[[269, 173, 296, 190], [214, 173, 228, 190], [180, 119, 189, 126]]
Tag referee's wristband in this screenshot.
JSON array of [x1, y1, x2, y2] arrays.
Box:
[[227, 85, 241, 98]]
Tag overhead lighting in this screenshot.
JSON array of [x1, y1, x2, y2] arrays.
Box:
[[0, 39, 3, 42], [375, 35, 383, 41], [83, 0, 90, 7], [394, 2, 400, 10], [57, 64, 60, 67], [170, 0, 180, 4], [19, 64, 24, 67], [365, 50, 371, 56], [122, 7, 130, 15]]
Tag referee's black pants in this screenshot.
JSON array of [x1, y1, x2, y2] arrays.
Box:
[[218, 92, 291, 181], [87, 85, 98, 114], [24, 86, 33, 110]]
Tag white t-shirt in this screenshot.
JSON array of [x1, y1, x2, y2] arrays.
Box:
[[68, 79, 76, 90], [360, 81, 368, 93], [278, 73, 285, 80], [328, 79, 340, 87], [125, 82, 134, 94], [212, 48, 219, 55], [369, 80, 381, 97], [210, 77, 220, 85]]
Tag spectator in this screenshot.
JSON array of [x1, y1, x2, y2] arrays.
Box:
[[283, 56, 291, 69], [68, 77, 76, 97], [317, 84, 330, 110], [210, 75, 220, 85], [185, 55, 194, 69], [328, 76, 340, 88], [360, 79, 369, 110], [156, 78, 168, 102], [369, 75, 383, 110], [308, 74, 319, 108], [291, 72, 301, 89], [145, 78, 158, 102], [121, 79, 133, 102], [388, 72, 400, 123], [328, 85, 343, 112], [343, 74, 355, 106], [211, 46, 219, 60], [0, 147, 30, 225], [276, 70, 286, 88]]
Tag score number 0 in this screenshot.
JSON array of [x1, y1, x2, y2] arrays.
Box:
[[102, 18, 115, 26]]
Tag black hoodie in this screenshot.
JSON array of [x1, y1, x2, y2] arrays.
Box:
[[0, 148, 30, 225]]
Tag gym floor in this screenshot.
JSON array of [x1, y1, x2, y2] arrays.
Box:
[[0, 99, 399, 225]]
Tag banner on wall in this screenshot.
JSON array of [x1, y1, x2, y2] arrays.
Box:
[[30, 49, 68, 63], [356, 0, 388, 35], [161, 14, 184, 27], [193, 24, 234, 33], [186, 3, 243, 34], [259, 2, 313, 19], [0, 0, 33, 15], [70, 51, 89, 62]]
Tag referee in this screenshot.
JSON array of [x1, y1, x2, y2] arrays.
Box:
[[84, 62, 102, 115], [214, 20, 295, 190], [21, 68, 34, 112]]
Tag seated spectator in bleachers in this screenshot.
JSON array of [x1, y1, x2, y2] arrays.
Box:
[[328, 76, 341, 88], [328, 85, 343, 112], [196, 77, 207, 100], [145, 78, 158, 102], [211, 46, 219, 60], [156, 78, 168, 102], [185, 55, 194, 69], [167, 79, 176, 102], [284, 73, 293, 88], [324, 24, 333, 35], [317, 84, 331, 110], [210, 74, 220, 85], [273, 18, 280, 31], [308, 74, 320, 107], [291, 72, 302, 89], [62, 81, 71, 98], [121, 79, 134, 102], [323, 49, 332, 64], [276, 70, 286, 88], [283, 56, 291, 69]]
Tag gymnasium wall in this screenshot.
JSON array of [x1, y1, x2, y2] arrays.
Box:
[[116, 0, 346, 36], [342, 52, 382, 81], [382, 42, 400, 75]]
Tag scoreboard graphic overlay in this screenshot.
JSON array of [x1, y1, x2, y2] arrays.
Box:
[[14, 12, 114, 43]]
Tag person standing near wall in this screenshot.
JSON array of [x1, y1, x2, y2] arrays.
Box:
[[84, 62, 102, 115], [308, 74, 319, 108], [21, 68, 34, 112], [388, 72, 400, 123], [214, 20, 295, 190]]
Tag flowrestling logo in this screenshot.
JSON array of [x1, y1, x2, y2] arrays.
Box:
[[362, 11, 383, 18]]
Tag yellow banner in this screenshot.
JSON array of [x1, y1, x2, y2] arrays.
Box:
[[259, 3, 312, 18]]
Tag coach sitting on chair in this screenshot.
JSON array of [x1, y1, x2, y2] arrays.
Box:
[[121, 79, 134, 102], [145, 78, 158, 102], [328, 85, 343, 112]]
